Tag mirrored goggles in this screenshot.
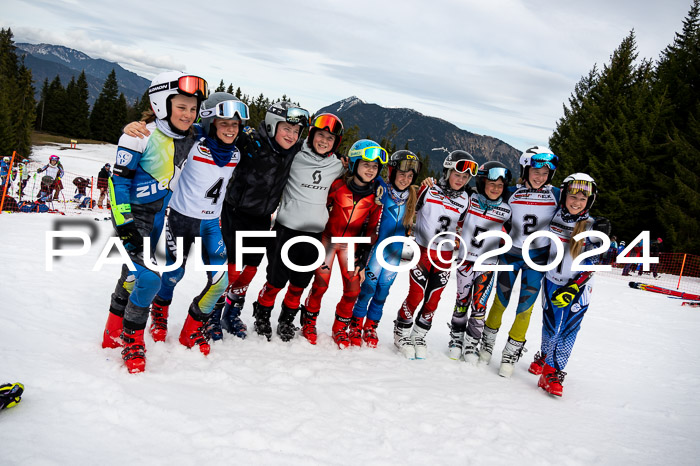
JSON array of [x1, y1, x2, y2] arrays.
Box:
[[200, 100, 250, 121], [450, 159, 479, 176], [396, 159, 421, 173], [530, 152, 559, 170], [285, 107, 310, 126], [177, 75, 209, 98], [481, 166, 510, 181], [350, 146, 389, 164], [566, 180, 594, 197], [312, 114, 343, 136]]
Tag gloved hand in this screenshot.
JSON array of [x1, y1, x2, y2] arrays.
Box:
[[116, 220, 143, 252], [551, 281, 580, 307], [236, 126, 260, 158], [0, 382, 24, 410], [593, 216, 612, 236]]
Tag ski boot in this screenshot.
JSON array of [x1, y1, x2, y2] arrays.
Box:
[[462, 334, 480, 365], [362, 319, 379, 348], [394, 320, 415, 359], [222, 294, 247, 339], [102, 311, 124, 349], [121, 328, 146, 374], [528, 351, 547, 375], [300, 305, 319, 345], [478, 325, 498, 364], [206, 296, 225, 341], [0, 383, 24, 410], [410, 325, 429, 359], [332, 315, 351, 349], [538, 363, 566, 397], [448, 325, 464, 360], [277, 304, 299, 342], [149, 296, 171, 342], [252, 301, 273, 341], [499, 337, 525, 378], [348, 316, 364, 347], [179, 314, 211, 355]]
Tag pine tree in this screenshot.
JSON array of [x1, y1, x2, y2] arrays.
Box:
[[652, 0, 700, 253], [73, 71, 90, 138], [90, 69, 121, 142], [0, 28, 35, 157], [215, 79, 226, 92], [35, 78, 48, 131], [43, 75, 67, 134]]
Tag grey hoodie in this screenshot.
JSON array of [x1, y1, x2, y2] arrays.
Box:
[[275, 140, 345, 233]]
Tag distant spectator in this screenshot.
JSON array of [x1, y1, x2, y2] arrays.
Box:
[[605, 235, 618, 265], [650, 237, 663, 278], [37, 155, 64, 200], [97, 163, 111, 209], [72, 177, 90, 197], [0, 156, 9, 191], [17, 159, 30, 199]]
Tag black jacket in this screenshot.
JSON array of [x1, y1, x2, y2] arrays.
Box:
[[224, 122, 301, 216]]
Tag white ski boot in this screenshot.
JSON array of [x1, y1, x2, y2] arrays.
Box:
[[394, 320, 415, 359], [410, 325, 429, 360], [478, 325, 498, 364], [498, 337, 525, 378], [462, 334, 480, 365], [448, 326, 464, 360]]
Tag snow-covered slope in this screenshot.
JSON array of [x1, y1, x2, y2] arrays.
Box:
[[0, 144, 698, 465]]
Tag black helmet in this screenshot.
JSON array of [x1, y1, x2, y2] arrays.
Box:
[[442, 150, 478, 179], [387, 150, 422, 185], [308, 113, 344, 154], [475, 161, 512, 197]]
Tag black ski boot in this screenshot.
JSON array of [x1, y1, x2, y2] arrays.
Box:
[[252, 301, 273, 341], [277, 304, 299, 342]]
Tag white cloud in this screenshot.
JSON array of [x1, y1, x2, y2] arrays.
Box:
[[2, 0, 694, 149]]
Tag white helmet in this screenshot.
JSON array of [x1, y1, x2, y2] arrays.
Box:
[[148, 71, 209, 120], [519, 145, 559, 184], [2, 156, 9, 163], [560, 172, 597, 217]]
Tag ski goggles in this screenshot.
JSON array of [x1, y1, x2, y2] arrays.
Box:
[[480, 166, 511, 181], [565, 180, 594, 197], [349, 145, 389, 164], [200, 100, 250, 121], [150, 75, 209, 98], [529, 152, 559, 170], [447, 159, 479, 176], [311, 113, 344, 136], [396, 159, 422, 173], [285, 107, 310, 126]]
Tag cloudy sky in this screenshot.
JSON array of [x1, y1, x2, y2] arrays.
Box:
[[2, 0, 694, 150]]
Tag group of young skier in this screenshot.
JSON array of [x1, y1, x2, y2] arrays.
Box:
[[99, 70, 611, 397]]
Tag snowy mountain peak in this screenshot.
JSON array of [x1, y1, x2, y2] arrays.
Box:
[[17, 43, 91, 64], [332, 96, 365, 113]]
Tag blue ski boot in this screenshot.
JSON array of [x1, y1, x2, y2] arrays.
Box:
[[206, 296, 225, 341], [222, 294, 248, 339]]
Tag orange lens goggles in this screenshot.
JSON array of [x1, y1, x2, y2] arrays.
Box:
[[454, 159, 479, 176], [312, 114, 344, 136], [177, 75, 209, 98]]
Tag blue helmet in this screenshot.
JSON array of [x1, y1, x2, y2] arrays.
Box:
[[347, 139, 388, 176]]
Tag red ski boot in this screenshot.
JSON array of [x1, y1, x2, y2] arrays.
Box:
[[528, 351, 547, 375], [179, 314, 211, 355], [362, 319, 379, 348], [348, 316, 364, 347], [121, 328, 146, 373], [538, 363, 566, 397], [149, 297, 170, 342], [300, 306, 319, 345], [332, 315, 351, 349], [102, 312, 123, 349]]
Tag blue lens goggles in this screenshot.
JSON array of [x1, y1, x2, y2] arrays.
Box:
[[481, 166, 511, 181], [530, 153, 559, 170], [200, 100, 250, 121]]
